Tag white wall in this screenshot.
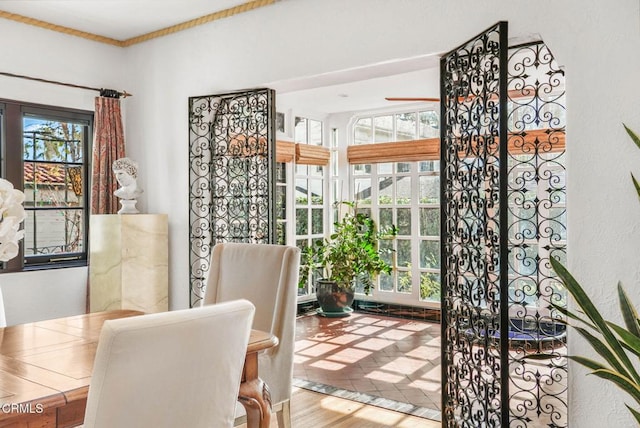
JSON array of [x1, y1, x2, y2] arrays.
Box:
[[0, 20, 124, 108], [1, 268, 88, 325], [122, 1, 640, 427], [1, 0, 640, 426], [0, 19, 125, 322]]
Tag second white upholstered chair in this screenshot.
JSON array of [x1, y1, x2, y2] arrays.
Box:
[[203, 242, 300, 428], [83, 299, 255, 428]]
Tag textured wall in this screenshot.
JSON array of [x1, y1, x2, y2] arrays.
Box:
[[123, 1, 640, 426], [0, 19, 126, 322], [2, 0, 640, 426]]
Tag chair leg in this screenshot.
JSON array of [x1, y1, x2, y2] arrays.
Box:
[[276, 400, 291, 428], [233, 415, 247, 427]]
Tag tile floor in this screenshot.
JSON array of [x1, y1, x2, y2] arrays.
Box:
[[293, 311, 442, 420], [293, 310, 569, 426]]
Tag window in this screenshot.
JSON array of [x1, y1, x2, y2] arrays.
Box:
[[275, 162, 288, 245], [294, 116, 325, 298], [0, 99, 91, 269], [351, 109, 440, 305], [330, 128, 339, 223], [295, 117, 323, 146]]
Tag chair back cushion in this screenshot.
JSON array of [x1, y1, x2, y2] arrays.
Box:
[[204, 243, 299, 334], [83, 299, 255, 428], [203, 243, 300, 405]]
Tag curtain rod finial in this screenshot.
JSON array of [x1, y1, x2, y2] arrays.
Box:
[[100, 88, 132, 99], [100, 88, 120, 98]]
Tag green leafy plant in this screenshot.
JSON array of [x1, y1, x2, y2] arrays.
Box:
[[299, 201, 396, 295], [625, 124, 640, 199], [549, 124, 640, 424], [396, 262, 441, 300]]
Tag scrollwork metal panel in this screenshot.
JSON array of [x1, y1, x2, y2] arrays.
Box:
[[506, 42, 567, 428], [189, 89, 275, 307], [441, 22, 509, 427], [441, 25, 568, 427]]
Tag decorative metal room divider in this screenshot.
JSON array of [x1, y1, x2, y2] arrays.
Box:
[[188, 89, 276, 307], [441, 22, 567, 427], [505, 41, 567, 427]]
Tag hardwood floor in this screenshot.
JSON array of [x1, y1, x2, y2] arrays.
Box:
[[239, 387, 440, 428]]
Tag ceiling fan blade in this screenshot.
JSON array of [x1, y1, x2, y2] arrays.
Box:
[[385, 97, 440, 102]]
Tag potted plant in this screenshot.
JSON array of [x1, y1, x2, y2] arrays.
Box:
[[546, 124, 640, 424], [299, 201, 396, 317]]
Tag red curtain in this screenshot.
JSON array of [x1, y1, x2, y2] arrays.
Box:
[[91, 97, 125, 214]]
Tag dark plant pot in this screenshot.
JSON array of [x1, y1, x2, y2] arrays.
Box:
[[316, 279, 354, 317]]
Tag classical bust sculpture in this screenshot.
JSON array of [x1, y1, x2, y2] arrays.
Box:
[[113, 157, 143, 214]]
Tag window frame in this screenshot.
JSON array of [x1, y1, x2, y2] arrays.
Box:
[[349, 107, 441, 308], [0, 98, 92, 271], [293, 116, 327, 300]]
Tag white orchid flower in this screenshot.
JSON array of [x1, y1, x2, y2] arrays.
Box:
[[0, 178, 26, 262], [0, 241, 19, 263]]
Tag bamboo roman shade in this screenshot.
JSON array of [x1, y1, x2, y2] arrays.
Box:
[[275, 141, 330, 165], [347, 138, 439, 164], [277, 129, 564, 166], [295, 144, 330, 166], [347, 129, 564, 165], [276, 140, 295, 163]]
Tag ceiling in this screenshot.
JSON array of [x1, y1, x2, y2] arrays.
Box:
[[0, 0, 254, 41], [271, 57, 441, 114], [0, 0, 440, 114]]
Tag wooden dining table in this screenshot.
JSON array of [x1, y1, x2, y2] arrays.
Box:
[[0, 310, 278, 428]]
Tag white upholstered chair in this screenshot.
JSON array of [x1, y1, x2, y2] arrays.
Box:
[[203, 242, 300, 428], [0, 288, 6, 327], [83, 299, 255, 428]]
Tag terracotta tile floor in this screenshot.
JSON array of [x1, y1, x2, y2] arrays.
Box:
[[294, 311, 442, 419]]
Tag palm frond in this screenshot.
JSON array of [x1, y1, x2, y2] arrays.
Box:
[[550, 124, 640, 425], [632, 173, 640, 201], [591, 369, 640, 407], [627, 405, 640, 425], [624, 123, 640, 150], [573, 326, 632, 380], [618, 282, 640, 339], [551, 257, 640, 384], [569, 355, 610, 372], [550, 301, 596, 330], [608, 322, 640, 357]]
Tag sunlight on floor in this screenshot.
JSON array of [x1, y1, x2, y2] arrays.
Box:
[[295, 312, 442, 416], [364, 370, 405, 383]]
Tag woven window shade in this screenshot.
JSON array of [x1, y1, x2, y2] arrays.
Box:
[[457, 129, 566, 157], [347, 138, 439, 164], [296, 144, 330, 166], [276, 140, 295, 163], [347, 129, 564, 164]]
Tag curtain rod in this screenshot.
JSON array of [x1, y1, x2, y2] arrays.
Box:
[[0, 71, 132, 98]]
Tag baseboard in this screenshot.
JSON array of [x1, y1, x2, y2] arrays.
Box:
[[292, 378, 441, 421], [297, 299, 441, 323]]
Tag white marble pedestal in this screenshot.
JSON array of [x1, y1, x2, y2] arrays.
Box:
[[118, 199, 139, 214], [89, 214, 168, 313]]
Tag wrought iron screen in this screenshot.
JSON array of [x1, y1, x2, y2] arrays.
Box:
[[188, 89, 276, 307], [506, 42, 567, 427], [441, 22, 567, 427], [440, 22, 509, 427]]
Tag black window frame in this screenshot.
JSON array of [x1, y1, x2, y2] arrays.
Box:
[[0, 98, 92, 271]]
